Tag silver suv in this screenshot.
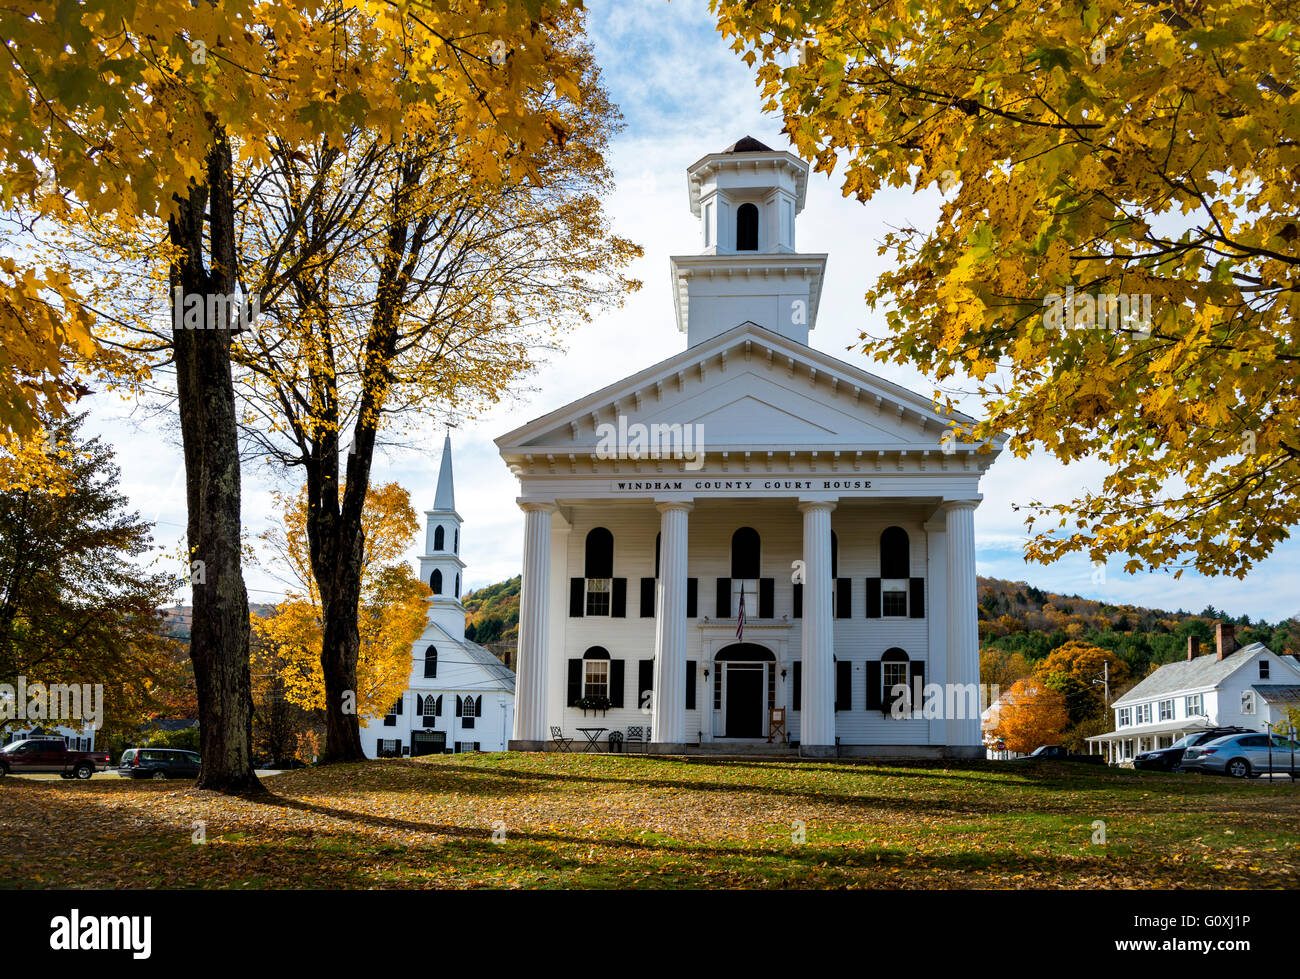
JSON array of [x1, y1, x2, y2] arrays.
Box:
[[1181, 733, 1300, 778]]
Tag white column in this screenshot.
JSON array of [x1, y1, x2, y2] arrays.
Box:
[[944, 500, 981, 750], [799, 501, 836, 749], [512, 502, 553, 746], [652, 501, 692, 745]]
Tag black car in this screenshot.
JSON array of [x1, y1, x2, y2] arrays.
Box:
[[1133, 728, 1251, 771], [118, 748, 201, 780]]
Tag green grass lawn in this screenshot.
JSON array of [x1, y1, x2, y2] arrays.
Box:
[[1, 754, 1296, 888]]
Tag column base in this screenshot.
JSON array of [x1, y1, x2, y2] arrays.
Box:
[[508, 739, 548, 751], [798, 744, 838, 759]]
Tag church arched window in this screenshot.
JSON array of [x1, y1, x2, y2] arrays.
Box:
[[454, 528, 459, 553], [736, 202, 759, 251], [455, 573, 460, 598], [424, 647, 438, 678], [431, 568, 443, 595], [434, 525, 445, 551]]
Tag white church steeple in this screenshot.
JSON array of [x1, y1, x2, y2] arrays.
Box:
[[669, 136, 827, 346], [419, 434, 466, 639]]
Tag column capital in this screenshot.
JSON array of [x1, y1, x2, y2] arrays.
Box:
[[940, 497, 981, 515], [517, 499, 556, 514], [796, 499, 837, 514], [655, 499, 695, 514]]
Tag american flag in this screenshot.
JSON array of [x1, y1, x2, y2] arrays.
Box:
[[735, 590, 745, 641]]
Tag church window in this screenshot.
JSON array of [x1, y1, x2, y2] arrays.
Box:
[[455, 573, 460, 598], [431, 568, 443, 595], [736, 202, 758, 251], [422, 694, 437, 717], [424, 647, 438, 678], [454, 528, 459, 553], [434, 525, 445, 551], [583, 646, 611, 701], [585, 527, 615, 615]]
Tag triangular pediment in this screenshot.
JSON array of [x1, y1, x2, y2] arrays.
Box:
[[496, 323, 999, 464]]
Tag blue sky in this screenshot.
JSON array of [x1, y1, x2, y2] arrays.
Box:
[[84, 0, 1299, 623]]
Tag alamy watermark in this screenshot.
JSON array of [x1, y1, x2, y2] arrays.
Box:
[[595, 416, 706, 471], [0, 676, 103, 730], [1042, 286, 1152, 338]]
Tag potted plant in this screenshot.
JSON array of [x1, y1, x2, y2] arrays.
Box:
[[575, 695, 611, 716]]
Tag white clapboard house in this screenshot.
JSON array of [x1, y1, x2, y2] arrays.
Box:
[[1088, 624, 1300, 763], [360, 436, 515, 757], [498, 137, 1005, 757]]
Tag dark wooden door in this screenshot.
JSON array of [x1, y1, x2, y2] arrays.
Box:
[[725, 666, 764, 737]]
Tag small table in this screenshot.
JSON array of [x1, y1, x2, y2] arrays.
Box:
[[576, 727, 607, 753]]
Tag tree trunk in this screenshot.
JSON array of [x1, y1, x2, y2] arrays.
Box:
[[169, 128, 261, 794], [317, 529, 367, 763]]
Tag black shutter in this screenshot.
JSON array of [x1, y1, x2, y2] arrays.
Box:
[[612, 577, 627, 617], [638, 659, 654, 712], [836, 578, 852, 618], [435, 695, 443, 717], [567, 659, 582, 706], [910, 578, 925, 618], [909, 661, 925, 710], [610, 659, 626, 708], [836, 660, 852, 711], [686, 660, 697, 710], [866, 661, 882, 710], [686, 578, 698, 618], [793, 583, 803, 618], [793, 662, 802, 709], [475, 695, 482, 715], [376, 738, 383, 756], [759, 577, 774, 618], [455, 695, 463, 716], [866, 577, 882, 618], [395, 694, 404, 715], [640, 577, 655, 617], [716, 577, 731, 617], [570, 578, 585, 617]]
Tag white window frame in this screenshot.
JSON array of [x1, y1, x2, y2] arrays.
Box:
[[584, 659, 609, 701], [732, 578, 758, 617], [881, 578, 908, 617], [1135, 703, 1152, 725], [585, 577, 612, 616], [1159, 699, 1173, 722], [1186, 693, 1203, 716], [882, 661, 909, 700], [1241, 690, 1256, 715], [1117, 707, 1132, 727]]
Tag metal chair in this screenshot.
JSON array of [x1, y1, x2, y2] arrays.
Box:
[[625, 725, 648, 754], [550, 726, 574, 752], [607, 730, 624, 752]]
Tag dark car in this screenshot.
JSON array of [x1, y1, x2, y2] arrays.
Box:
[[118, 748, 201, 780], [1012, 744, 1105, 764], [1133, 727, 1252, 772]]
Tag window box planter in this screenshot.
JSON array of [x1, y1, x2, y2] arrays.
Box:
[[575, 696, 610, 716]]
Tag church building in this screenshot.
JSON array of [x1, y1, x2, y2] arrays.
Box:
[[497, 137, 1003, 757], [360, 436, 515, 757]]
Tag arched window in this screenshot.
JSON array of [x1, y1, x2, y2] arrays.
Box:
[[583, 646, 611, 701], [422, 694, 437, 717], [584, 528, 615, 615], [424, 646, 438, 678], [434, 525, 445, 551], [454, 528, 459, 553], [455, 573, 460, 598], [585, 528, 614, 578], [736, 202, 759, 251], [880, 526, 910, 578], [431, 568, 443, 595], [881, 647, 910, 703], [731, 527, 761, 579]]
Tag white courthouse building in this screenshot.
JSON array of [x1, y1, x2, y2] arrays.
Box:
[[498, 138, 1004, 757], [360, 436, 515, 757]]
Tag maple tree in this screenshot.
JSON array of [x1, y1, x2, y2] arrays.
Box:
[[5, 0, 605, 789], [713, 0, 1300, 577], [254, 481, 425, 729], [988, 678, 1071, 755]]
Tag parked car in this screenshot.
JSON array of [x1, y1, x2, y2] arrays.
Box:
[[1013, 744, 1105, 764], [1181, 733, 1300, 778], [0, 738, 111, 779], [1133, 727, 1253, 772], [118, 748, 202, 780]]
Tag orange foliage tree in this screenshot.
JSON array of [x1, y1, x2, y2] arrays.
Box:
[[989, 679, 1070, 755]]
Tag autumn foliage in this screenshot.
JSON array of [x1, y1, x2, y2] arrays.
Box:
[[988, 679, 1071, 756]]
